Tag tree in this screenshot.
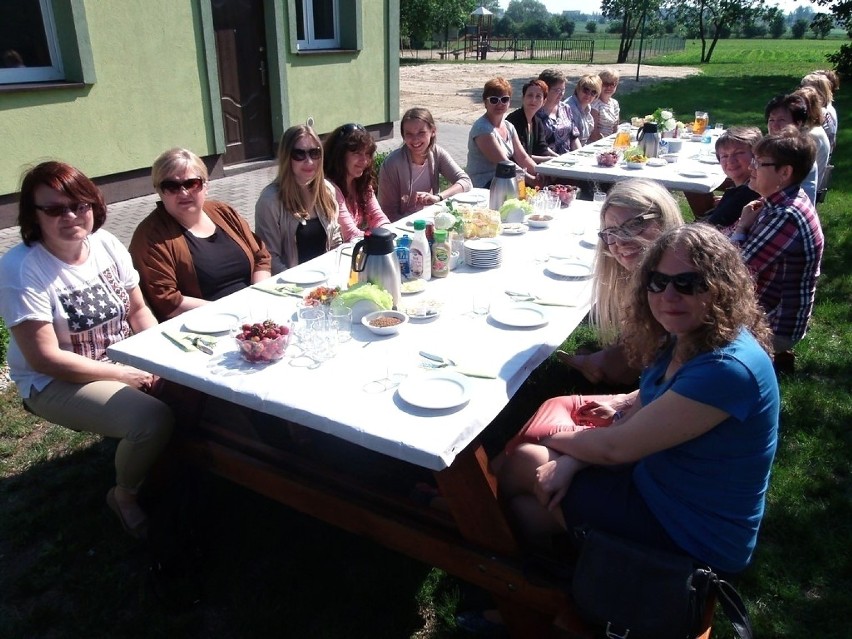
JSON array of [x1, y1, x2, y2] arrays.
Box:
[[665, 0, 763, 63], [810, 13, 834, 38], [586, 20, 598, 33], [766, 8, 786, 38], [504, 0, 550, 24], [400, 0, 479, 47], [791, 18, 809, 38], [601, 0, 661, 63]]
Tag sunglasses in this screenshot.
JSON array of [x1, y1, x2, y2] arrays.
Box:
[[602, 81, 617, 88], [646, 271, 708, 295], [34, 202, 92, 218], [598, 212, 660, 245], [291, 147, 322, 162], [581, 86, 599, 96], [487, 96, 511, 105], [160, 177, 205, 195], [337, 123, 366, 138]]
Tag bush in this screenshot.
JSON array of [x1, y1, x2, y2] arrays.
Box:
[[826, 45, 852, 77], [792, 19, 808, 38], [586, 21, 597, 34]]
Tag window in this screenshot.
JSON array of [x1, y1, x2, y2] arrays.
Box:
[[295, 0, 340, 50], [0, 0, 65, 85]]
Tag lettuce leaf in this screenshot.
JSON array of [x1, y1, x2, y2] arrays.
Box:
[[336, 282, 393, 310]]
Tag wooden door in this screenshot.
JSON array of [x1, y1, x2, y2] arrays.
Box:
[[212, 0, 273, 164]]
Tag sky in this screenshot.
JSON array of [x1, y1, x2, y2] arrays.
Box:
[[498, 0, 820, 15]]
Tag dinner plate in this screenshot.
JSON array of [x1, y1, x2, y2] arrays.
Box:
[[646, 158, 668, 167], [451, 192, 486, 204], [399, 299, 442, 319], [545, 261, 593, 279], [500, 223, 528, 235], [677, 169, 708, 178], [397, 371, 472, 409], [400, 279, 426, 295], [489, 303, 548, 328], [183, 312, 240, 335], [279, 268, 329, 285]]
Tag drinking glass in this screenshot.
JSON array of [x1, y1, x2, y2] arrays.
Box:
[[304, 317, 337, 362], [694, 111, 709, 135], [328, 306, 352, 343], [593, 190, 607, 205], [471, 292, 490, 316]]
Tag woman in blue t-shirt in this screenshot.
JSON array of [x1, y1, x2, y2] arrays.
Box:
[[499, 224, 780, 574]]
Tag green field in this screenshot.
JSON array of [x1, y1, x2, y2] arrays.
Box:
[[2, 38, 851, 639]]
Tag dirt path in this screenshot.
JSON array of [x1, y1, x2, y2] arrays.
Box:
[[399, 62, 701, 125]]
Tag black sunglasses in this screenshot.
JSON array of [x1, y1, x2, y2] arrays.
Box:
[[291, 147, 322, 162], [34, 202, 92, 218], [337, 123, 366, 138], [598, 212, 660, 245], [646, 271, 708, 296], [487, 96, 511, 105], [160, 177, 205, 195]]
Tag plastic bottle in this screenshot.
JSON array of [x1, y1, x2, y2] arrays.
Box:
[[431, 229, 450, 279], [395, 234, 412, 280], [409, 219, 431, 281]]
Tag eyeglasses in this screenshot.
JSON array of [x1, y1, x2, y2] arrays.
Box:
[[337, 123, 366, 138], [597, 212, 660, 245], [581, 87, 598, 96], [749, 158, 779, 170], [34, 202, 92, 218], [291, 147, 322, 162], [160, 177, 205, 195], [646, 271, 708, 296], [552, 87, 566, 94], [487, 96, 511, 105]]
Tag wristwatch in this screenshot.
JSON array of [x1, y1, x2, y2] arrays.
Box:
[[436, 194, 444, 201]]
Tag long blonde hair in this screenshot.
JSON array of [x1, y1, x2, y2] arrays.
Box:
[[592, 179, 683, 344], [274, 125, 337, 222]]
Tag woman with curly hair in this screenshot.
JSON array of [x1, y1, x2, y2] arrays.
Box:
[[556, 179, 683, 386], [323, 123, 390, 242], [499, 224, 779, 576]]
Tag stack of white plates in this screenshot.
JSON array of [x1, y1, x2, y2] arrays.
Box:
[[463, 239, 503, 269]]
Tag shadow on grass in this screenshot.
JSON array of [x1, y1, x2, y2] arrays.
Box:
[[0, 438, 456, 639]]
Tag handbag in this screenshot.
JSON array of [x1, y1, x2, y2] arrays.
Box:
[[571, 528, 754, 639]]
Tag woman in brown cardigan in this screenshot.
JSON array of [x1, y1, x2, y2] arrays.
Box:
[[130, 148, 271, 321]]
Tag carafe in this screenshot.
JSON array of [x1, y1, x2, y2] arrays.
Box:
[[489, 160, 519, 211], [350, 227, 401, 307], [636, 122, 661, 158]]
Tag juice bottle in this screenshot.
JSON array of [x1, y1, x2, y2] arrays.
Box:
[[396, 235, 412, 280], [409, 219, 431, 281], [431, 229, 450, 278]]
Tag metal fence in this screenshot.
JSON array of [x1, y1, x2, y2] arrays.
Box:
[[400, 36, 684, 64]]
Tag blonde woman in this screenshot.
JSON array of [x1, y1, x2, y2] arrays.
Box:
[[558, 179, 683, 385], [590, 69, 621, 142], [566, 74, 603, 146], [801, 72, 837, 151], [130, 148, 271, 321], [255, 125, 342, 273]]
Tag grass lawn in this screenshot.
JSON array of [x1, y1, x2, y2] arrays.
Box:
[[2, 38, 851, 638]]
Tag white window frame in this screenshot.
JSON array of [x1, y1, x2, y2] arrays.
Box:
[[296, 0, 340, 50], [0, 0, 65, 84]]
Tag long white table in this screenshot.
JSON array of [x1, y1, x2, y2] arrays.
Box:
[[536, 132, 728, 194], [107, 195, 604, 637]]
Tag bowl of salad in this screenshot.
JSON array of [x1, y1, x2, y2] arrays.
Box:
[[623, 149, 648, 169]]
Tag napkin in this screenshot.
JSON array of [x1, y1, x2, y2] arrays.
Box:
[[162, 330, 217, 353], [252, 280, 305, 298], [448, 357, 498, 379]]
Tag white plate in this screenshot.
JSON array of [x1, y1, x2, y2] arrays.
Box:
[[399, 299, 442, 319], [279, 268, 329, 285], [697, 156, 719, 164], [183, 312, 240, 335], [646, 158, 667, 167], [500, 223, 528, 235], [400, 279, 426, 295], [464, 239, 502, 252], [546, 261, 593, 279], [677, 169, 708, 178], [490, 303, 548, 328], [397, 371, 472, 410], [451, 192, 486, 204]]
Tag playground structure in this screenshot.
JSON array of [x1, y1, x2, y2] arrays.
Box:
[[439, 5, 494, 61]]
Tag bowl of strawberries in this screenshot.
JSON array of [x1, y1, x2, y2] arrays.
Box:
[[234, 320, 291, 364]]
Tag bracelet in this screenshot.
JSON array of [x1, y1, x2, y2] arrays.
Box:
[[437, 194, 444, 201], [612, 410, 625, 422]]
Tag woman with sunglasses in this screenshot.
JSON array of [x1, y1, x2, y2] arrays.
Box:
[[499, 224, 779, 577], [255, 126, 341, 273], [378, 108, 472, 221], [130, 148, 271, 321], [732, 129, 824, 354], [0, 161, 174, 540], [466, 77, 538, 189], [589, 69, 620, 143], [323, 123, 390, 242], [557, 179, 683, 386], [536, 68, 580, 155], [567, 74, 603, 146]]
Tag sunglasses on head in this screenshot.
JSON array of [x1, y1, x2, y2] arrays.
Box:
[[34, 202, 92, 218], [291, 147, 322, 162], [160, 177, 204, 195], [646, 271, 708, 295], [487, 96, 511, 105], [337, 123, 366, 138]]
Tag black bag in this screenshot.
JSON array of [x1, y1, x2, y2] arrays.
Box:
[[571, 528, 753, 639]]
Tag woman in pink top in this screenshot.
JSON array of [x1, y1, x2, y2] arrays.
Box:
[[323, 123, 390, 242]]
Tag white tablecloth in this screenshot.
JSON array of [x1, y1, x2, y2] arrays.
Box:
[[536, 133, 728, 194], [108, 196, 600, 471]]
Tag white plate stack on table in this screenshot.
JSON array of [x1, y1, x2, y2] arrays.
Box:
[[463, 239, 503, 269]]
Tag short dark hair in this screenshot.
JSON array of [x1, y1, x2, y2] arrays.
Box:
[[522, 78, 548, 97], [18, 161, 107, 246], [753, 129, 816, 186]]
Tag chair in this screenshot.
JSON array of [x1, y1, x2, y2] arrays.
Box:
[[816, 163, 833, 204]]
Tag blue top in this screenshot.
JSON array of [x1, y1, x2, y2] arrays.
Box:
[[633, 330, 779, 573]]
